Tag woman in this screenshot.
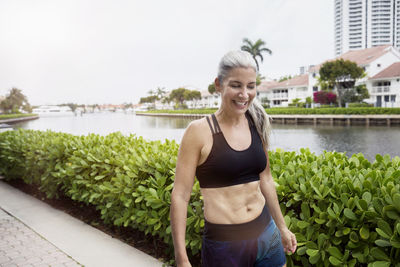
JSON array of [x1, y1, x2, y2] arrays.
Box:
[[170, 50, 297, 267]]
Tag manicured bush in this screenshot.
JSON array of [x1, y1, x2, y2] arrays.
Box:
[[0, 113, 37, 120], [0, 129, 399, 266], [140, 107, 400, 115], [348, 103, 374, 108]]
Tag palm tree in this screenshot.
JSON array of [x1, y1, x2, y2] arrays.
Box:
[[241, 38, 272, 71], [155, 87, 166, 99]]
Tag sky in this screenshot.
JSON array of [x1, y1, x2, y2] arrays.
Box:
[[0, 0, 334, 106]]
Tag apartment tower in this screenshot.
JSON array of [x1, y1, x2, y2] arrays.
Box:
[[334, 0, 400, 56]]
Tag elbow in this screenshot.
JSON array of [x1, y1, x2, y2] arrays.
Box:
[[171, 188, 191, 206]]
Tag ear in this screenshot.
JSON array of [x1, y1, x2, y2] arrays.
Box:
[[215, 78, 222, 93]]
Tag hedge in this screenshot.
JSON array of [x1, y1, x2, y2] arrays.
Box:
[[0, 113, 37, 120], [0, 129, 399, 266], [140, 107, 400, 115]]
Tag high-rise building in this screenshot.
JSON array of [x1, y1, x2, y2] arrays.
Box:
[[334, 0, 400, 56]]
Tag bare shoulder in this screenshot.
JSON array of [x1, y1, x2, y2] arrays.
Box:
[[181, 117, 210, 149]]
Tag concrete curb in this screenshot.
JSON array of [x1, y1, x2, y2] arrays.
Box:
[[0, 180, 164, 267]]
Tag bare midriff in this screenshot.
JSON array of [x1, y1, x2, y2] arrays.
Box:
[[200, 180, 265, 224]]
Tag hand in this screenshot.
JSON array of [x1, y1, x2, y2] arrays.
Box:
[[280, 227, 297, 254]]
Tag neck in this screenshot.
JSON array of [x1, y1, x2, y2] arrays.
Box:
[[215, 108, 247, 126]]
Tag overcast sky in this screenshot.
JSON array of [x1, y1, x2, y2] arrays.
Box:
[[0, 0, 334, 105]]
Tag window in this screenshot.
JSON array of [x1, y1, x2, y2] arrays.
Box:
[[384, 95, 389, 102], [377, 64, 381, 67], [391, 95, 396, 102], [313, 86, 318, 92]]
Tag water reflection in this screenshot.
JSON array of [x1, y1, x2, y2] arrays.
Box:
[[142, 116, 191, 129], [13, 113, 400, 162]]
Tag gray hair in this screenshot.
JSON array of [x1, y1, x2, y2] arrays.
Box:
[[217, 50, 272, 149]]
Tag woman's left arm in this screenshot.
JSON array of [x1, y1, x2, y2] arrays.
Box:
[[259, 151, 297, 254]]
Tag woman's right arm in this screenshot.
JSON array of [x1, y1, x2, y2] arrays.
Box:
[[170, 121, 202, 267]]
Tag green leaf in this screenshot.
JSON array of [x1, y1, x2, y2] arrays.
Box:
[[393, 193, 400, 212], [329, 256, 343, 266], [375, 239, 392, 247], [371, 261, 391, 267], [149, 188, 158, 198], [344, 208, 357, 220], [350, 231, 359, 243], [297, 221, 310, 229], [377, 220, 393, 237], [306, 249, 319, 257], [328, 246, 343, 259], [360, 226, 370, 240], [309, 252, 320, 264], [371, 247, 390, 261], [94, 175, 106, 180], [362, 192, 372, 203]]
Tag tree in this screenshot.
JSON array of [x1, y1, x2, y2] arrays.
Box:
[[208, 83, 216, 95], [256, 74, 265, 86], [291, 98, 301, 107], [279, 75, 293, 82], [169, 88, 201, 108], [341, 84, 370, 104], [139, 95, 158, 104], [240, 38, 272, 71], [305, 97, 313, 107], [155, 87, 166, 99], [0, 88, 31, 114], [319, 59, 365, 107]]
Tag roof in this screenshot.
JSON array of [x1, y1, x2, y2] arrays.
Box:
[[201, 90, 213, 97], [370, 62, 400, 79], [257, 81, 280, 92], [258, 74, 309, 92], [310, 45, 392, 72]]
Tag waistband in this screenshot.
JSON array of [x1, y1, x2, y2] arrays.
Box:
[[203, 205, 271, 241]]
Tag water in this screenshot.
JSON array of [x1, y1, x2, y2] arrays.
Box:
[[11, 112, 400, 162]]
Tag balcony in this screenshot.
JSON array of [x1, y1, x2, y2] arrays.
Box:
[[372, 86, 391, 93], [272, 93, 289, 99]]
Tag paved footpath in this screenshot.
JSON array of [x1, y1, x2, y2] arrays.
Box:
[[0, 208, 81, 267], [0, 180, 164, 267]]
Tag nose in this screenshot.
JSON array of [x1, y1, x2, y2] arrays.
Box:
[[238, 87, 249, 99]]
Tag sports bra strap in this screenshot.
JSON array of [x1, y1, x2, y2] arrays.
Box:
[[211, 114, 222, 133], [206, 116, 215, 135]]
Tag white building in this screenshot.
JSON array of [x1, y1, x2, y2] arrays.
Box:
[[367, 61, 400, 107], [186, 90, 220, 109], [257, 76, 310, 108], [334, 0, 400, 56], [259, 45, 400, 107]]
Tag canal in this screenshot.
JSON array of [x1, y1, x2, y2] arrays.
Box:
[[10, 112, 400, 162]]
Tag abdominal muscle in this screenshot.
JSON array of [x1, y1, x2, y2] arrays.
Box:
[[200, 180, 266, 224]]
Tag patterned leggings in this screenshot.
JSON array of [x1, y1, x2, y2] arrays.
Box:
[[201, 207, 286, 267]]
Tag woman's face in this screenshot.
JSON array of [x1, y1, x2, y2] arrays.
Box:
[[216, 67, 257, 115]]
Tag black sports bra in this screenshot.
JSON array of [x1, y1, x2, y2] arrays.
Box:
[[195, 112, 267, 188]]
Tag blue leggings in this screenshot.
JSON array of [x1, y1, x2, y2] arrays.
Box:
[[201, 211, 286, 267]]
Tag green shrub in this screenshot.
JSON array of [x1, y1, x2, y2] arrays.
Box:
[[347, 103, 374, 108], [0, 113, 37, 120], [140, 107, 400, 115], [0, 129, 399, 266]]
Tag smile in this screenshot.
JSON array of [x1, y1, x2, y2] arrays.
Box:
[[233, 100, 248, 107]]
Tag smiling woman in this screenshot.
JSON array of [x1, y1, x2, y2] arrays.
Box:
[[170, 51, 297, 267]]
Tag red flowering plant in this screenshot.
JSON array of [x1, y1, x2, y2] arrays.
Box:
[[313, 91, 337, 105]]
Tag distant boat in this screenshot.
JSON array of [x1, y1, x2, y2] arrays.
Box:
[[32, 105, 74, 117]]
